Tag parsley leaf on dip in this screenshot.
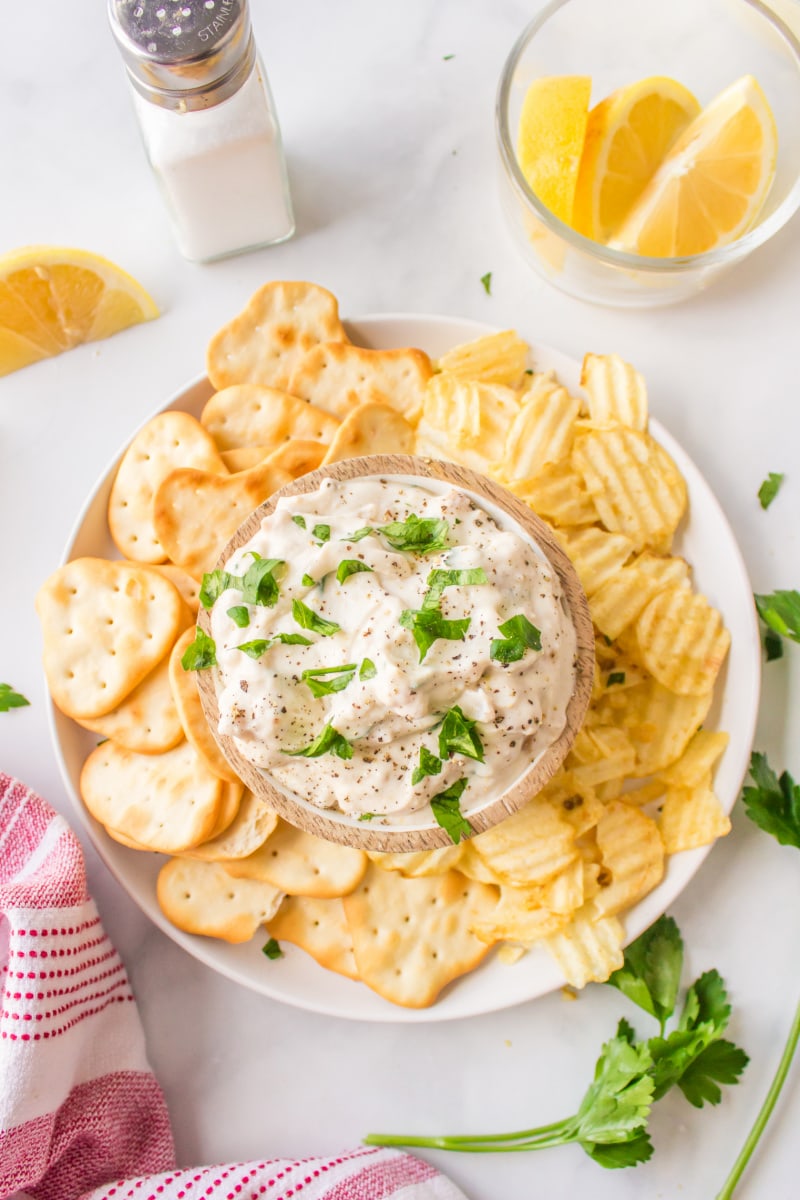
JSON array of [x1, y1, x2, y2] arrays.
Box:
[[399, 608, 471, 662], [412, 745, 443, 786], [181, 627, 217, 671], [430, 777, 471, 843], [438, 705, 484, 762], [301, 663, 357, 697], [336, 559, 374, 585], [292, 598, 341, 637], [490, 613, 542, 663], [284, 722, 353, 760]]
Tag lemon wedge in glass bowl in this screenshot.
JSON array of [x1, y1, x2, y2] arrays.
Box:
[[0, 245, 158, 377]]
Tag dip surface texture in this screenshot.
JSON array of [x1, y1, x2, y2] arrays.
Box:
[[210, 477, 576, 823]]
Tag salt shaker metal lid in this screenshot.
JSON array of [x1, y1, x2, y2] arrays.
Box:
[[108, 0, 255, 110]]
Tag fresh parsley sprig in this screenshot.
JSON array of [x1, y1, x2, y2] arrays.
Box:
[[412, 745, 442, 786], [342, 514, 451, 556], [292, 598, 341, 637], [301, 663, 357, 697], [490, 614, 542, 664], [715, 752, 800, 1199], [399, 608, 470, 662], [181, 628, 217, 671], [430, 777, 471, 844], [438, 705, 484, 762], [0, 683, 30, 712], [283, 722, 353, 760], [754, 589, 800, 661], [200, 556, 285, 609], [366, 915, 747, 1167], [237, 633, 312, 659], [336, 559, 373, 585]]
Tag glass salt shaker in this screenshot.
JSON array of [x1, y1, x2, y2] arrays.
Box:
[[108, 0, 295, 262]]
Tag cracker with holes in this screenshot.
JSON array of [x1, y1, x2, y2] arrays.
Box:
[[221, 439, 327, 477], [267, 895, 359, 980], [201, 384, 339, 451], [108, 412, 227, 563], [153, 460, 293, 577], [77, 654, 184, 754], [206, 280, 348, 392], [288, 342, 433, 424], [142, 563, 202, 612], [184, 791, 279, 862], [157, 857, 284, 943], [80, 739, 225, 853], [222, 819, 367, 898], [169, 628, 241, 782], [36, 557, 186, 720], [321, 403, 415, 464], [342, 865, 498, 1008]]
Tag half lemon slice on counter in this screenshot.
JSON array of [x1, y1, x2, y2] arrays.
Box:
[[0, 245, 158, 377], [572, 76, 701, 243], [610, 75, 778, 257]]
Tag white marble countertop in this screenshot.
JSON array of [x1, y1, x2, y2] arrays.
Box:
[[2, 2, 800, 1197]]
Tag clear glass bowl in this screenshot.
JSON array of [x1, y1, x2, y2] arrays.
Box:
[[496, 0, 800, 307]]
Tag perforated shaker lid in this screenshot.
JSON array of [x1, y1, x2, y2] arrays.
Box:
[[108, 0, 255, 110]]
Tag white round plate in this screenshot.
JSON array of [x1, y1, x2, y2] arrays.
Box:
[[50, 313, 761, 1023]]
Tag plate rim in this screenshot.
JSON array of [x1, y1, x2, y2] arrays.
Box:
[[48, 311, 762, 1023]]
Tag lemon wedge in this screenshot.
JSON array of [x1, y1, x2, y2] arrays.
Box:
[[572, 76, 701, 242], [610, 75, 778, 257], [517, 75, 592, 225], [0, 245, 159, 377]]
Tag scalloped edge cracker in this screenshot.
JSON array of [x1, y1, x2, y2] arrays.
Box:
[[157, 857, 284, 942], [289, 342, 432, 424]]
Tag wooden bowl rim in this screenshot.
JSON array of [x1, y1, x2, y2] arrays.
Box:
[[196, 454, 594, 852]]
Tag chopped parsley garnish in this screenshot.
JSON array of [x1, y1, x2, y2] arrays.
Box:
[[438, 705, 484, 762], [292, 598, 341, 637], [490, 613, 542, 663], [607, 671, 626, 687], [181, 627, 217, 671], [291, 514, 307, 530], [301, 663, 357, 697], [480, 271, 492, 295], [399, 608, 470, 662], [764, 627, 784, 662], [237, 633, 312, 659], [313, 523, 331, 543], [284, 722, 353, 760], [430, 778, 471, 843], [0, 683, 30, 712], [337, 559, 374, 585], [754, 590, 800, 650], [421, 567, 488, 610], [262, 937, 283, 959], [359, 658, 377, 680], [442, 52, 455, 60], [412, 745, 442, 786], [301, 573, 317, 587], [358, 812, 375, 821], [758, 472, 784, 510], [200, 556, 285, 609], [342, 515, 450, 556], [226, 605, 250, 628]]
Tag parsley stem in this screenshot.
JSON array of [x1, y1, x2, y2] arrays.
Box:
[[364, 1117, 575, 1152], [716, 991, 800, 1200]]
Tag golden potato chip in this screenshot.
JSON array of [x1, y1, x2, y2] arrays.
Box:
[[108, 412, 228, 564], [589, 566, 668, 641], [153, 459, 293, 577], [368, 844, 464, 878], [552, 526, 635, 595], [636, 587, 731, 695], [157, 857, 283, 943], [469, 886, 567, 946], [184, 790, 279, 862], [200, 384, 339, 452], [593, 800, 664, 918], [657, 729, 729, 787], [509, 460, 598, 527], [568, 726, 636, 789], [471, 796, 579, 886], [289, 342, 432, 424], [268, 895, 359, 980], [321, 402, 415, 464], [572, 427, 687, 550], [435, 330, 530, 387], [593, 676, 712, 777], [580, 353, 648, 431], [36, 558, 185, 720], [544, 908, 625, 988], [168, 628, 241, 783], [541, 856, 585, 914], [342, 866, 497, 1007], [496, 373, 581, 483], [633, 550, 691, 589], [223, 819, 367, 898], [658, 782, 732, 853], [81, 739, 223, 853], [420, 375, 521, 471], [77, 654, 184, 755], [206, 280, 347, 392]]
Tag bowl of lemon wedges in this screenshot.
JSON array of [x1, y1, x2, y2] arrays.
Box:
[[496, 0, 800, 306]]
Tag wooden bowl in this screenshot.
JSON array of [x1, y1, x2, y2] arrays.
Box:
[[196, 454, 594, 852]]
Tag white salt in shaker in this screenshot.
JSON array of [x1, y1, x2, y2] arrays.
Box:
[[108, 0, 295, 262]]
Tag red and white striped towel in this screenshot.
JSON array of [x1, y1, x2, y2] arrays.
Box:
[[0, 775, 468, 1200]]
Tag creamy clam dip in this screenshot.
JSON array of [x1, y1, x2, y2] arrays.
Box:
[[207, 477, 576, 827]]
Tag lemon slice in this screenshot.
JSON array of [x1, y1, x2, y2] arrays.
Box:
[[0, 245, 159, 377], [516, 75, 592, 225], [610, 76, 778, 257], [572, 76, 701, 242]]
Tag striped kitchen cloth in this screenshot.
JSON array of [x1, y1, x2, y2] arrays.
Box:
[[0, 774, 468, 1200]]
